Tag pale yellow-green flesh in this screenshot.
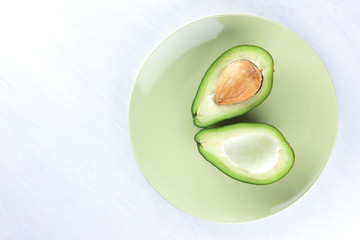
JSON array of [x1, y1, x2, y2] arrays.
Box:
[[222, 133, 279, 174]]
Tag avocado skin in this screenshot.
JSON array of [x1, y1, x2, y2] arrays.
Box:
[[194, 123, 295, 185], [192, 45, 274, 128]]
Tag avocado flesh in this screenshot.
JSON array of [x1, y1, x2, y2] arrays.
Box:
[[192, 45, 274, 128], [195, 123, 294, 185]]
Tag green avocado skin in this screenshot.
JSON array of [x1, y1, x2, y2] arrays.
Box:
[[191, 45, 274, 128], [194, 123, 295, 185]]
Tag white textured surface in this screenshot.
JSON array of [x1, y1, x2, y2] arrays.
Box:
[[0, 0, 359, 239]]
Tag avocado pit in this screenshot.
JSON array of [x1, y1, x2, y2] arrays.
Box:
[[214, 60, 262, 105]]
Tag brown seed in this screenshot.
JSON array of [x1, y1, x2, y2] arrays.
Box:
[[214, 60, 262, 105]]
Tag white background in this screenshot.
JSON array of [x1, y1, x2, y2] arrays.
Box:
[[0, 0, 359, 239]]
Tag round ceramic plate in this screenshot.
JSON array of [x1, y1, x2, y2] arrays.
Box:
[[128, 14, 338, 222]]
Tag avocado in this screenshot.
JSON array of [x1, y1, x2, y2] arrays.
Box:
[[191, 45, 274, 127], [195, 123, 294, 185]]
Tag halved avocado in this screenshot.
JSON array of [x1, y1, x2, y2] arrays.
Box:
[[192, 45, 274, 128], [195, 123, 294, 185]]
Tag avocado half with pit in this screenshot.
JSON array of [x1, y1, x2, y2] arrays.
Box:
[[191, 45, 274, 127], [195, 123, 294, 185]]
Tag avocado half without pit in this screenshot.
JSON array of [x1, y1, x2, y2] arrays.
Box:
[[191, 45, 274, 127], [195, 123, 295, 185]]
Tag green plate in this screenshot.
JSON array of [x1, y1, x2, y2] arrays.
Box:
[[128, 14, 338, 222]]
